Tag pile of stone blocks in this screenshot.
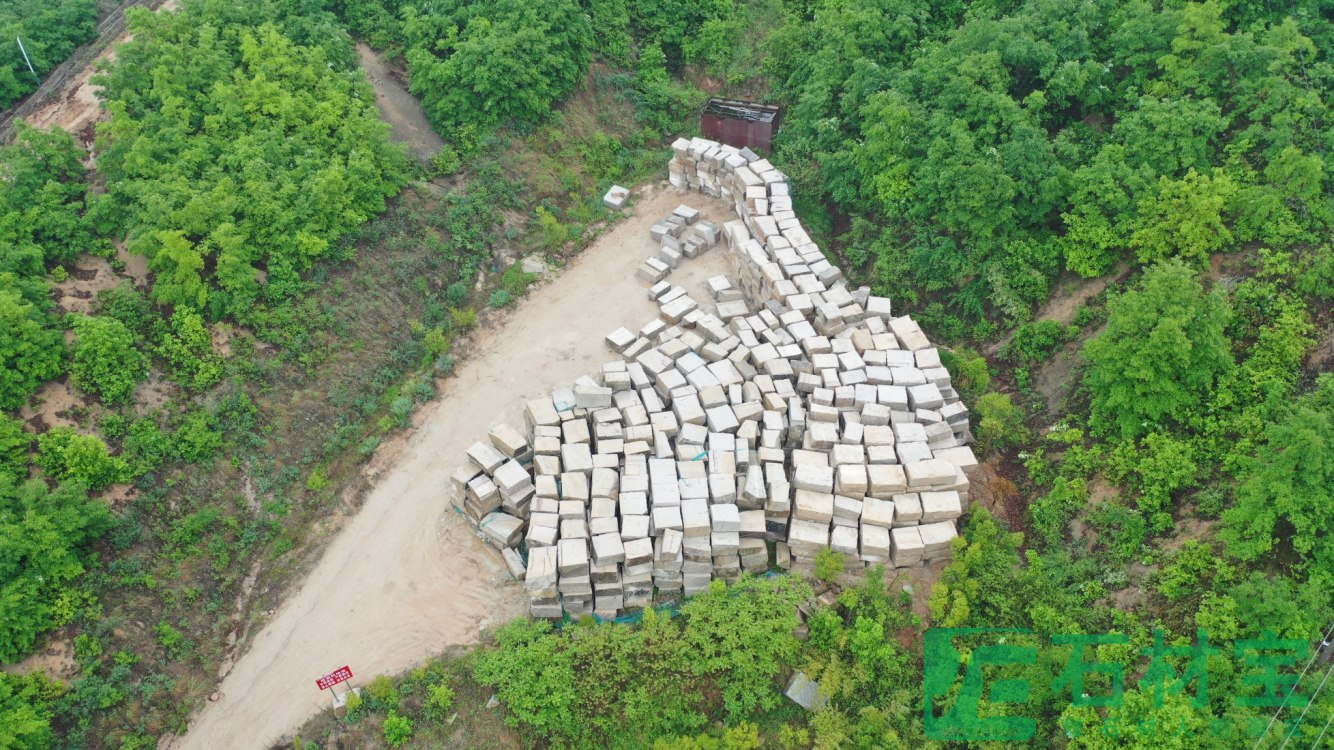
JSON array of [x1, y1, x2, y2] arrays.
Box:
[[446, 142, 983, 620], [638, 205, 720, 284]]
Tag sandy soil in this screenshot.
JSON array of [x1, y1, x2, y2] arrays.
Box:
[[24, 46, 112, 140], [24, 0, 177, 141], [174, 186, 735, 750], [356, 44, 444, 163], [51, 254, 125, 315]]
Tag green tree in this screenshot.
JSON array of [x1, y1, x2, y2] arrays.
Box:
[[68, 315, 148, 404], [36, 428, 129, 490], [0, 282, 63, 411], [0, 477, 111, 661], [156, 308, 223, 390], [1082, 261, 1233, 439], [382, 710, 412, 746], [1129, 169, 1236, 266], [1220, 375, 1334, 573], [975, 392, 1027, 454], [0, 672, 59, 750], [403, 0, 592, 134], [0, 414, 30, 484]]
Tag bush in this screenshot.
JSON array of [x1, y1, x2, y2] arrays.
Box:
[[1000, 320, 1074, 363], [444, 282, 470, 306], [535, 206, 569, 250], [449, 307, 477, 329], [382, 711, 412, 747], [1083, 261, 1233, 439], [0, 414, 30, 484], [156, 308, 223, 390], [498, 263, 538, 296], [974, 392, 1027, 455], [0, 286, 65, 411], [487, 290, 513, 308], [171, 410, 222, 464], [68, 315, 147, 404], [813, 547, 845, 583], [422, 682, 455, 723], [36, 428, 128, 490], [430, 146, 461, 176], [365, 674, 400, 710], [939, 347, 990, 402]]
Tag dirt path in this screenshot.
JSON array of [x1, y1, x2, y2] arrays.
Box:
[[174, 186, 734, 750], [356, 44, 444, 163]]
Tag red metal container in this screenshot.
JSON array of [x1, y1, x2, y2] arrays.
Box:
[[699, 98, 781, 153]]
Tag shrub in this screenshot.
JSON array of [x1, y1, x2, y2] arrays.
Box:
[[449, 306, 477, 329], [430, 146, 461, 177], [36, 428, 128, 490], [498, 263, 538, 296], [1000, 320, 1074, 363], [974, 392, 1027, 455], [422, 682, 455, 723], [68, 315, 147, 404], [535, 206, 569, 250], [171, 410, 222, 464], [365, 674, 400, 710], [487, 290, 513, 308], [444, 282, 470, 306], [939, 347, 990, 401], [156, 308, 224, 390], [0, 414, 29, 484], [1083, 261, 1233, 439], [813, 547, 845, 583], [382, 711, 412, 747]]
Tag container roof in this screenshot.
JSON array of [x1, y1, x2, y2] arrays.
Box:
[[701, 98, 779, 123]]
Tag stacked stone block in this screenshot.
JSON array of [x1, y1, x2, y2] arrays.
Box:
[[445, 143, 985, 619]]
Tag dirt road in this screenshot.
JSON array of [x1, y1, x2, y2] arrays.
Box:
[[176, 187, 735, 749], [355, 44, 444, 163]]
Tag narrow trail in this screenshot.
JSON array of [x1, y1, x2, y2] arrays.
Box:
[[175, 186, 736, 750], [355, 43, 444, 163]]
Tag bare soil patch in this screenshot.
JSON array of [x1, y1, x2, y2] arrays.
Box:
[[356, 44, 444, 163]]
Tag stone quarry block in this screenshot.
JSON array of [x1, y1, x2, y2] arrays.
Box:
[[919, 491, 963, 523], [603, 184, 631, 209], [592, 532, 627, 565], [480, 512, 524, 548], [892, 493, 923, 526], [890, 526, 924, 566], [466, 441, 507, 474], [558, 538, 589, 575], [904, 459, 956, 487], [836, 463, 869, 497], [861, 497, 896, 527], [918, 520, 957, 559], [793, 489, 834, 524]]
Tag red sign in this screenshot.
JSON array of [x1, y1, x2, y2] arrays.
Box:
[[316, 666, 352, 691]]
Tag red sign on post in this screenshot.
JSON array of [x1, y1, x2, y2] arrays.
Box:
[[316, 666, 353, 691]]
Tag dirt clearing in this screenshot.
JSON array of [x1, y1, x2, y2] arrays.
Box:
[[356, 44, 444, 163], [174, 186, 734, 750]]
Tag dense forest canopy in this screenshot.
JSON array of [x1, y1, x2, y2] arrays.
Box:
[[0, 0, 99, 109], [91, 0, 408, 322], [766, 0, 1333, 337]]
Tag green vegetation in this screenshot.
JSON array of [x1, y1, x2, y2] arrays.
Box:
[[768, 0, 1332, 336], [0, 477, 110, 662], [68, 315, 148, 404], [0, 0, 99, 108], [4, 0, 1332, 747], [91, 0, 408, 323], [1083, 261, 1234, 439]]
